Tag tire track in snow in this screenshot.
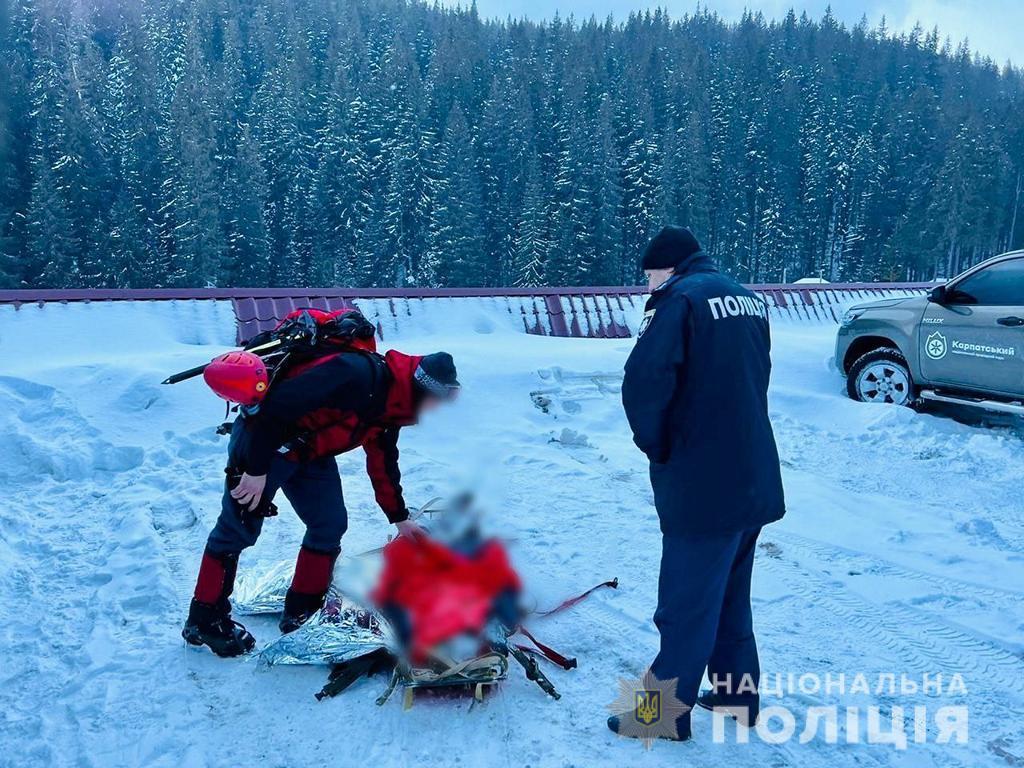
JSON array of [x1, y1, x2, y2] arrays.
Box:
[[767, 529, 1024, 602], [773, 414, 1024, 553], [757, 549, 1023, 765], [758, 552, 1024, 695]]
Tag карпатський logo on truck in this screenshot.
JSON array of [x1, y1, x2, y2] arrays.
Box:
[[926, 331, 1017, 362], [925, 331, 948, 360]]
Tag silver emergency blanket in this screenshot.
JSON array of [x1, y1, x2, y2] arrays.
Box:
[[232, 554, 378, 615], [258, 595, 398, 666], [231, 559, 332, 615], [232, 498, 466, 617], [241, 497, 486, 667]]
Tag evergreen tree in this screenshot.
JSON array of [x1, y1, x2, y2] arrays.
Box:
[[161, 15, 225, 286], [0, 47, 19, 285], [224, 124, 272, 286], [429, 103, 487, 287], [3, 0, 1023, 289], [512, 151, 549, 287], [28, 151, 78, 287]]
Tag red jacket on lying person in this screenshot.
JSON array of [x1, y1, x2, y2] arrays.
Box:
[[373, 536, 521, 662]]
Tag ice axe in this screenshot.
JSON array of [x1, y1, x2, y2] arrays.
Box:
[[162, 311, 323, 386], [160, 337, 286, 385]]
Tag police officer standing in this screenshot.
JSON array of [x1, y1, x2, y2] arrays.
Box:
[[611, 226, 786, 741]]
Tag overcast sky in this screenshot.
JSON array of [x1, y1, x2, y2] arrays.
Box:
[[468, 0, 1019, 66]]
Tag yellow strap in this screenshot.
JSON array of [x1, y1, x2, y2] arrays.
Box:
[[407, 653, 507, 684]]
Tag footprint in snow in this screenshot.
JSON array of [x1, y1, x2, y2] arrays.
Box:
[[550, 428, 591, 448], [150, 499, 199, 533], [956, 518, 1010, 550]]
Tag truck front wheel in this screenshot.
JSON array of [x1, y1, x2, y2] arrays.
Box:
[[847, 347, 914, 406]]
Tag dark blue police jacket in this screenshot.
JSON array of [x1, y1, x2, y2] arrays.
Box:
[[622, 252, 786, 536]]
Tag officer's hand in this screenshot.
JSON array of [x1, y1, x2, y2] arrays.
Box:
[[231, 473, 267, 512], [396, 519, 427, 542]]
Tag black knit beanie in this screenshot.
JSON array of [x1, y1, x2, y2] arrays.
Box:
[[414, 352, 460, 398], [641, 226, 702, 271]]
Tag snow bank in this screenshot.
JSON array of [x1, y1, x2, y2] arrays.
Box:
[[354, 294, 561, 339], [0, 300, 1021, 768]]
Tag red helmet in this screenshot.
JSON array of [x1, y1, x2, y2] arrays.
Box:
[[203, 351, 269, 406]]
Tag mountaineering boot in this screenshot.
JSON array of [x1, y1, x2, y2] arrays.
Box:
[[279, 545, 339, 634], [280, 589, 328, 633], [182, 599, 256, 657], [183, 548, 254, 657], [607, 714, 692, 742], [696, 690, 759, 727]]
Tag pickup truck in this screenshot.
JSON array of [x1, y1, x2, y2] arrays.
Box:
[[835, 250, 1024, 415]]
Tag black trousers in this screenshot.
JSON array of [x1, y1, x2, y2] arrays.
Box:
[[206, 423, 348, 555], [650, 526, 762, 732]]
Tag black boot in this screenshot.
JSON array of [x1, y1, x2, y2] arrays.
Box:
[[183, 549, 254, 657], [696, 690, 759, 727], [607, 714, 692, 742], [279, 588, 327, 634], [182, 598, 256, 657], [279, 545, 339, 633]]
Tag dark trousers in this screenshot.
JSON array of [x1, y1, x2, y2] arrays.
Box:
[[651, 526, 762, 730], [206, 426, 348, 555]]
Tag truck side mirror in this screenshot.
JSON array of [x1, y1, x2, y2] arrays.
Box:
[[928, 285, 947, 304]]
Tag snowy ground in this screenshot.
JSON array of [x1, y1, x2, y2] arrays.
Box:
[[1, 299, 1022, 768]]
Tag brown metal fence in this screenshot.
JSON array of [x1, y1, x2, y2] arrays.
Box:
[[0, 283, 934, 341]]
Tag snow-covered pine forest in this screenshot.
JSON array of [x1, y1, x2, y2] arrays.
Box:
[[1, 0, 1023, 290]]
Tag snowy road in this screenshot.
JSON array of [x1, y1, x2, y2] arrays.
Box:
[[1, 301, 1022, 768]]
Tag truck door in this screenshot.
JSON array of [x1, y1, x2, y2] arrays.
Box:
[[919, 256, 1024, 398]]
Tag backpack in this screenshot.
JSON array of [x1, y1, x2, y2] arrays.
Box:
[[244, 307, 377, 362], [200, 308, 378, 412]]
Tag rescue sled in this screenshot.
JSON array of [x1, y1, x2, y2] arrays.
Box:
[[314, 603, 587, 708], [250, 497, 616, 707], [378, 648, 511, 709]]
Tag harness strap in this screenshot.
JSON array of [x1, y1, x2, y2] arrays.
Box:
[[533, 577, 618, 618], [515, 626, 577, 670], [509, 577, 617, 670], [408, 652, 508, 684]]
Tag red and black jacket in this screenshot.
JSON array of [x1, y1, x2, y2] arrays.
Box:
[[235, 349, 422, 523]]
